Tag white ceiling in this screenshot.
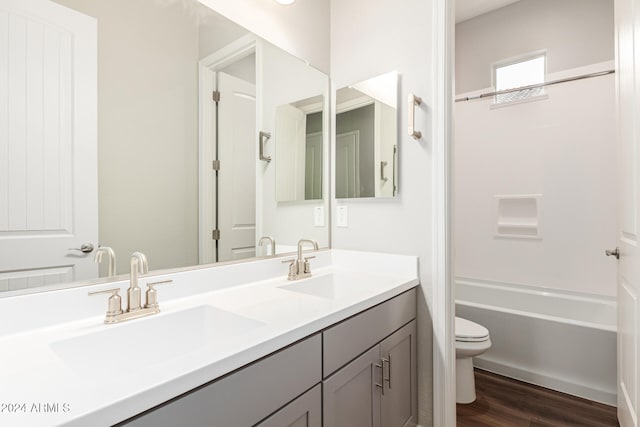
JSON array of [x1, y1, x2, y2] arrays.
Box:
[[456, 0, 521, 23]]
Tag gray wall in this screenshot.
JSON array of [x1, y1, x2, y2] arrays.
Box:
[[336, 105, 375, 198], [306, 111, 323, 134], [455, 0, 614, 94]]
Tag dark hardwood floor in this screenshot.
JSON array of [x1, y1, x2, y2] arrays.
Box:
[[457, 369, 619, 427]]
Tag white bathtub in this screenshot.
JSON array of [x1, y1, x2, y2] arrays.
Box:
[[456, 278, 617, 405]]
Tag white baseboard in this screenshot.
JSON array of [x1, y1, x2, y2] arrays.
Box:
[[474, 356, 617, 406]]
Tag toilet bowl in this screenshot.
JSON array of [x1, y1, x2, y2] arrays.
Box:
[[455, 316, 491, 404]]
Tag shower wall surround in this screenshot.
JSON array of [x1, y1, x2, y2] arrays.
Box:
[[455, 62, 616, 296], [455, 0, 616, 297]]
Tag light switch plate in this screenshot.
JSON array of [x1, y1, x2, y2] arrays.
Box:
[[314, 206, 325, 227], [336, 206, 348, 227]]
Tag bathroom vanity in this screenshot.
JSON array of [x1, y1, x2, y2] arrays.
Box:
[[0, 250, 418, 427], [122, 289, 416, 427]]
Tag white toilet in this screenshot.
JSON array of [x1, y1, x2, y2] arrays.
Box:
[[455, 316, 491, 404]]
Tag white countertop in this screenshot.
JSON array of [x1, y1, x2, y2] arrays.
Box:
[[0, 250, 418, 426]]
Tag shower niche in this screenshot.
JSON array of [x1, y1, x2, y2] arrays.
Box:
[[494, 194, 542, 239]]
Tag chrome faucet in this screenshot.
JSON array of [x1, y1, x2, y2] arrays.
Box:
[[258, 236, 276, 256], [89, 252, 172, 324], [94, 246, 117, 277], [283, 239, 319, 280]]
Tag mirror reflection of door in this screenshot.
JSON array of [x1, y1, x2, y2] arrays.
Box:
[[0, 0, 98, 290], [274, 96, 324, 203], [336, 131, 361, 198], [304, 110, 324, 201], [336, 104, 375, 198], [305, 131, 323, 200], [216, 71, 256, 263]]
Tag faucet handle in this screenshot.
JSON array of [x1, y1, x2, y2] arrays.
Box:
[[281, 258, 297, 280], [89, 288, 123, 322], [303, 256, 316, 274], [144, 280, 172, 309]]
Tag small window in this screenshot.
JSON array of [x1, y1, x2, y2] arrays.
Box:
[[494, 54, 545, 104]]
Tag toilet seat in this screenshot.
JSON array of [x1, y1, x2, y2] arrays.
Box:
[[455, 317, 489, 342], [455, 317, 492, 404]]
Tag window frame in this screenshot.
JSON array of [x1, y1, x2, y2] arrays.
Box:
[[491, 51, 547, 105]]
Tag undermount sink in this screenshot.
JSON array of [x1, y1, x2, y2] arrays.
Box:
[[51, 306, 265, 377], [278, 273, 368, 300]]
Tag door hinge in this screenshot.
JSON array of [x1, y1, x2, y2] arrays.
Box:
[[212, 90, 220, 102], [212, 229, 220, 240], [212, 160, 220, 171]]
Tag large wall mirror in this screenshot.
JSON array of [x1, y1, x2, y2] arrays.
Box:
[[335, 71, 398, 199], [0, 0, 329, 296]]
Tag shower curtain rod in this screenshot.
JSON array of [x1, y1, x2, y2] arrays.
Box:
[[454, 69, 615, 103]]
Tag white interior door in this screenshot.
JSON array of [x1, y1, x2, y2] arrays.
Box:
[[336, 131, 360, 198], [217, 72, 256, 262], [0, 0, 97, 291], [616, 0, 640, 425]]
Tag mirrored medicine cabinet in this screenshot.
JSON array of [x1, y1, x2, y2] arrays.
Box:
[[335, 71, 399, 199]]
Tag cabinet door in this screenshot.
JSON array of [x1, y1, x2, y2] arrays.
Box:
[[256, 384, 321, 427], [323, 346, 381, 427], [379, 321, 417, 427]]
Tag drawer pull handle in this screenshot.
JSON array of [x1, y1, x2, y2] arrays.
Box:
[[383, 356, 392, 389], [374, 362, 384, 395]]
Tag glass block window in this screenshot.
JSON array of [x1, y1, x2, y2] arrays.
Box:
[[494, 55, 545, 104]]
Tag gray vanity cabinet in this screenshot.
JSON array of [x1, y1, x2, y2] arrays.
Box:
[[322, 289, 417, 427], [256, 384, 322, 427], [322, 321, 417, 427], [119, 288, 417, 427]]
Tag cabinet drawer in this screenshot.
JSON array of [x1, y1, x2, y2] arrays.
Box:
[[121, 334, 321, 427], [323, 288, 416, 377]]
